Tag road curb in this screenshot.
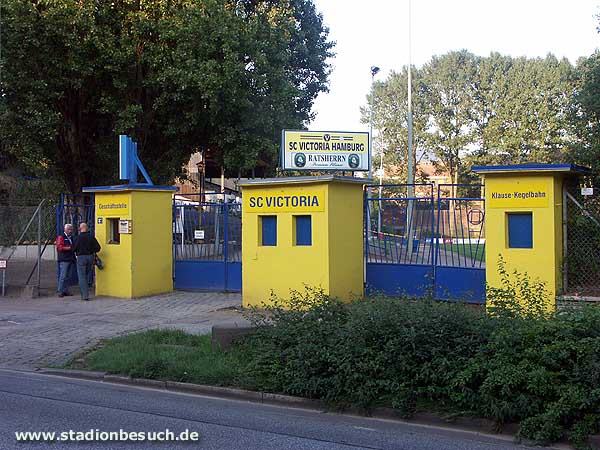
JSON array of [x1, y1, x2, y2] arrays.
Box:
[[103, 374, 132, 385], [39, 368, 107, 381], [40, 368, 587, 449], [165, 381, 263, 402]]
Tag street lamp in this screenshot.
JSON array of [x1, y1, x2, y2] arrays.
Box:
[[367, 65, 380, 246]]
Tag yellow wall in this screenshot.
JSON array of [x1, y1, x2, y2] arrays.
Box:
[[94, 189, 173, 299], [95, 192, 133, 297], [241, 179, 365, 308], [131, 191, 173, 297], [327, 182, 364, 300], [484, 174, 563, 311], [242, 182, 329, 308], [553, 176, 564, 293]]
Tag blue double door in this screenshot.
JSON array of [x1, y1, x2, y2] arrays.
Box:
[[173, 202, 242, 292], [365, 184, 486, 304]]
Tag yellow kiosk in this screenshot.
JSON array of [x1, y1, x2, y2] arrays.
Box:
[[81, 135, 178, 298], [240, 175, 368, 308], [472, 164, 589, 312], [82, 184, 177, 298]]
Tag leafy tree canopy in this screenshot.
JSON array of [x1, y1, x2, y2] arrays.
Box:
[[363, 51, 577, 185], [570, 51, 600, 180], [0, 0, 334, 193]]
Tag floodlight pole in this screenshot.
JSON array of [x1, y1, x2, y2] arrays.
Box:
[[406, 0, 415, 254], [377, 136, 384, 237]]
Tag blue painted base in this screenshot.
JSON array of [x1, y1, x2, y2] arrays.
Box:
[[174, 261, 241, 292], [435, 266, 485, 303], [366, 263, 485, 304], [226, 263, 242, 291], [366, 263, 433, 297]]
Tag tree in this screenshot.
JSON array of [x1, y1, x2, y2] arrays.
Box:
[[0, 0, 334, 194], [362, 66, 429, 182], [420, 50, 479, 196], [474, 54, 575, 165], [570, 51, 600, 177], [363, 50, 576, 191]]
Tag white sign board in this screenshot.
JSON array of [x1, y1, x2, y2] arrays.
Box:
[[119, 220, 132, 234], [0, 259, 6, 269], [194, 230, 205, 240], [281, 130, 370, 171], [581, 187, 594, 196]]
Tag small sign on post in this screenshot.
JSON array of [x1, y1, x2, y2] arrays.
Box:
[[194, 230, 205, 240], [0, 259, 6, 297], [581, 187, 594, 196]]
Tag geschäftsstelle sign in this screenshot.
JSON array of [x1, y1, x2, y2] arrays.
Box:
[[281, 130, 370, 171]]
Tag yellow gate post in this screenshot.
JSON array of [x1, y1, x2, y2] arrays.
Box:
[[82, 185, 178, 298], [240, 175, 369, 308], [472, 164, 589, 312]]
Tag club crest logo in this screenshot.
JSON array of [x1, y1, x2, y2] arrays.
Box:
[[294, 153, 307, 168], [348, 154, 360, 169]]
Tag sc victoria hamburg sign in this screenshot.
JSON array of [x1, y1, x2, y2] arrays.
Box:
[[281, 130, 370, 171]]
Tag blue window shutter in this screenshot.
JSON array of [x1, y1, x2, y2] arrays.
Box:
[[507, 213, 533, 248], [261, 216, 277, 246], [295, 215, 312, 246]]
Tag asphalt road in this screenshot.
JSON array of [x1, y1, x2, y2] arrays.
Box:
[[0, 368, 551, 450]]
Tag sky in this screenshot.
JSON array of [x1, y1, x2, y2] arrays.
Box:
[[309, 0, 600, 133]]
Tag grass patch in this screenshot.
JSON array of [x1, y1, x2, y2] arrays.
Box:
[[75, 329, 250, 387], [441, 243, 485, 263]]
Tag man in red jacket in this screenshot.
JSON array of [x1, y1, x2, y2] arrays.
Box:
[[56, 223, 75, 297]]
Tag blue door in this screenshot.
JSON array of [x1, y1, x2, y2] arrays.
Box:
[[365, 184, 436, 298], [365, 184, 485, 304], [433, 184, 485, 303], [173, 202, 242, 292]]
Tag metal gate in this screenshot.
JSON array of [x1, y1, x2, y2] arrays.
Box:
[[173, 201, 242, 291], [365, 184, 485, 303], [55, 195, 96, 286]]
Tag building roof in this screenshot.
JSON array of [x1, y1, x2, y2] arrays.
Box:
[[471, 163, 592, 175], [238, 175, 373, 187], [82, 184, 179, 193]]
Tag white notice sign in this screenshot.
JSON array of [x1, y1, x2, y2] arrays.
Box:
[[582, 187, 594, 196], [119, 220, 132, 234], [0, 259, 6, 269], [194, 230, 205, 240]]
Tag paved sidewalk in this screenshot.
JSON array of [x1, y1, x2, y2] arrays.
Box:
[[0, 291, 246, 369]]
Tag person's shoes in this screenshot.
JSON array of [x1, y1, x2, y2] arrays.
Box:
[[63, 292, 73, 297], [82, 298, 89, 301], [58, 293, 65, 298]]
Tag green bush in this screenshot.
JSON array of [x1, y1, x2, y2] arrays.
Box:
[[81, 282, 600, 448], [240, 287, 600, 448]]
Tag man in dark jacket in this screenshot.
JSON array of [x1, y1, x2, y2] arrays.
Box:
[[72, 222, 101, 301], [56, 223, 75, 297]]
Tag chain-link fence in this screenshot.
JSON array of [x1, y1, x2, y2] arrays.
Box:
[[0, 202, 60, 293], [564, 184, 600, 296]]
